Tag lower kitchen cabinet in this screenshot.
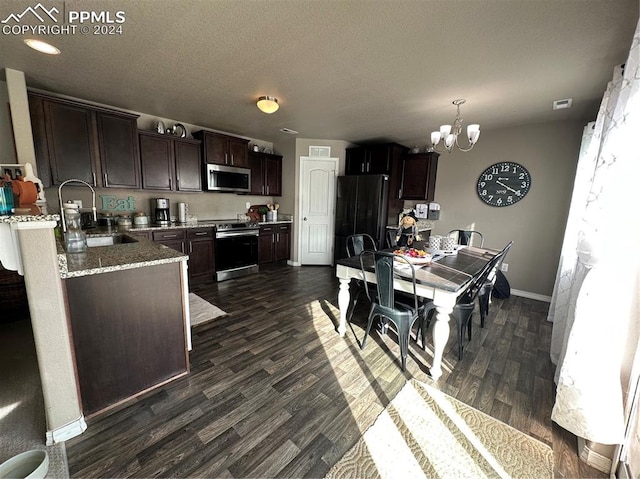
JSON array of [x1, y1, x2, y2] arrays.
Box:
[[152, 228, 214, 284], [258, 224, 291, 263], [65, 262, 188, 416]]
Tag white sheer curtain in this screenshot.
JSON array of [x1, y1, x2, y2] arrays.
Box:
[[548, 19, 640, 445]]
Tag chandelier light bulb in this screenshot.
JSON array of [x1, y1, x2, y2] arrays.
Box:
[[430, 131, 441, 146]]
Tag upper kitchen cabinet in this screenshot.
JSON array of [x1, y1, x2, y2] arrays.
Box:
[[174, 138, 203, 191], [96, 111, 141, 189], [345, 143, 405, 176], [139, 132, 202, 192], [248, 151, 282, 196], [193, 130, 249, 167], [28, 93, 98, 187], [28, 92, 140, 188], [399, 152, 439, 200]]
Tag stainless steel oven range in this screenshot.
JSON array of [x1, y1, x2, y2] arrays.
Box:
[[213, 221, 259, 281]]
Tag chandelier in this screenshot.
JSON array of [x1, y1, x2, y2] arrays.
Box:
[[429, 99, 480, 153]]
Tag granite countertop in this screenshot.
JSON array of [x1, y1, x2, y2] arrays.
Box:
[[58, 233, 187, 279]]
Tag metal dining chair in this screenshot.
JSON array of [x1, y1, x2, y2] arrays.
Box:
[[417, 243, 506, 359], [448, 229, 484, 247], [478, 241, 513, 327], [359, 250, 435, 371], [345, 234, 377, 323]]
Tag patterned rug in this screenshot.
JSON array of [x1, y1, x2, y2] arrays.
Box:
[[326, 379, 553, 479], [189, 293, 227, 326]]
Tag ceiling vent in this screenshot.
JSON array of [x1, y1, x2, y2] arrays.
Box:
[[279, 128, 299, 135], [553, 98, 573, 110]]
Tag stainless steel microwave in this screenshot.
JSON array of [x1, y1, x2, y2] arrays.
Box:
[[205, 164, 251, 193]]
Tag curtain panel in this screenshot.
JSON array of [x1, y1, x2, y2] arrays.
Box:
[[549, 20, 640, 445]]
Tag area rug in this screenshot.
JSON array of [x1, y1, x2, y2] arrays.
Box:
[[0, 319, 69, 479], [189, 293, 227, 327], [325, 379, 553, 479]]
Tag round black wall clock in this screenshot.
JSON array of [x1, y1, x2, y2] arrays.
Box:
[[477, 162, 531, 207]]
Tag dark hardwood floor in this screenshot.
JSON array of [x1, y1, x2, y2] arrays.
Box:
[[65, 263, 606, 478]]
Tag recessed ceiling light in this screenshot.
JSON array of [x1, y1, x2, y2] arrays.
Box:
[[553, 98, 573, 110], [24, 39, 60, 55]]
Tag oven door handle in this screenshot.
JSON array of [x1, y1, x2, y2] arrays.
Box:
[[216, 230, 259, 238]]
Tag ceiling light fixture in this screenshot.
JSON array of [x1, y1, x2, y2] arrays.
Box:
[[24, 39, 61, 55], [256, 96, 279, 114], [429, 99, 480, 153]]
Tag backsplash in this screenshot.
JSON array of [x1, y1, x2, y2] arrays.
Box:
[[46, 187, 284, 221]]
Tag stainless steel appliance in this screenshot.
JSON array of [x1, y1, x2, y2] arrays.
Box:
[[205, 164, 251, 193], [213, 221, 259, 281], [334, 175, 389, 261], [154, 198, 170, 225]]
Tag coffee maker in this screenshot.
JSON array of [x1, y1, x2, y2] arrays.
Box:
[[154, 198, 170, 226]]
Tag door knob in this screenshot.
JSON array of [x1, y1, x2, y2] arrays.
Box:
[[303, 217, 308, 221]]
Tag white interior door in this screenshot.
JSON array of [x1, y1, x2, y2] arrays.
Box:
[[299, 156, 337, 265]]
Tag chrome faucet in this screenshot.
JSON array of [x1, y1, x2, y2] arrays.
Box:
[[57, 179, 97, 232]]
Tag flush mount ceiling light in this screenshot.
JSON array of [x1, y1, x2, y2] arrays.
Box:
[[24, 39, 61, 55], [429, 99, 480, 153], [256, 96, 279, 114]]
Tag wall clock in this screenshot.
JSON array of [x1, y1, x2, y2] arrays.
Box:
[[477, 162, 531, 207]]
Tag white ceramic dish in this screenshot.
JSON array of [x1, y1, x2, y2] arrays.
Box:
[[0, 450, 49, 479]]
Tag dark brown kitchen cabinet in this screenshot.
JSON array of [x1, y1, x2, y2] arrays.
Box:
[[193, 130, 249, 167], [399, 152, 439, 200], [258, 224, 290, 263], [28, 91, 141, 188], [152, 228, 214, 284], [248, 151, 282, 196], [139, 132, 202, 192], [346, 144, 400, 176], [174, 139, 202, 191], [65, 262, 188, 416], [186, 228, 215, 284], [28, 93, 98, 187], [96, 111, 141, 188], [345, 142, 408, 226]]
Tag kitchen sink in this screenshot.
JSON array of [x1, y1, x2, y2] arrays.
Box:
[[86, 234, 138, 247]]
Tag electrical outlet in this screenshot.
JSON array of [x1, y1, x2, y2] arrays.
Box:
[[501, 263, 509, 272], [245, 202, 251, 210]]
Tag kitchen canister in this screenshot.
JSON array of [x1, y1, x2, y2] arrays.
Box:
[[428, 235, 442, 250], [133, 212, 150, 226], [178, 202, 188, 223], [440, 236, 457, 251]]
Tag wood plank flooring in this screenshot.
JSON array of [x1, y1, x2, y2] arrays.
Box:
[[65, 263, 606, 478]]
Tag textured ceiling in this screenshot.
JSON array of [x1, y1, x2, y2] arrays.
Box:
[[0, 0, 637, 146]]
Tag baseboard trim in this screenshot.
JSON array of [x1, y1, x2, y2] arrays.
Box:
[[577, 437, 613, 474], [510, 289, 552, 303], [46, 415, 87, 445]]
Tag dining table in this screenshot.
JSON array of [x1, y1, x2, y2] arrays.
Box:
[[335, 241, 501, 380]]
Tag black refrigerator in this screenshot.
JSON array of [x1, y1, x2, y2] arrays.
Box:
[[334, 174, 389, 261]]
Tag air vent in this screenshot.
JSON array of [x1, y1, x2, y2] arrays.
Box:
[[279, 128, 299, 135], [553, 98, 573, 110]]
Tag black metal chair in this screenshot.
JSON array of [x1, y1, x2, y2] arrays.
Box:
[[478, 241, 513, 327], [448, 229, 484, 247], [359, 250, 435, 371], [345, 234, 377, 323], [386, 230, 398, 249], [417, 243, 506, 359]]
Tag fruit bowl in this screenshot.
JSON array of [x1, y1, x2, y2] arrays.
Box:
[[393, 248, 432, 265]]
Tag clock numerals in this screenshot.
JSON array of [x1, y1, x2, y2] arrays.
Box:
[[476, 162, 531, 207]]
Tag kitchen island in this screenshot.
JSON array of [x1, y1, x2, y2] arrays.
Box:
[[59, 232, 190, 417]]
